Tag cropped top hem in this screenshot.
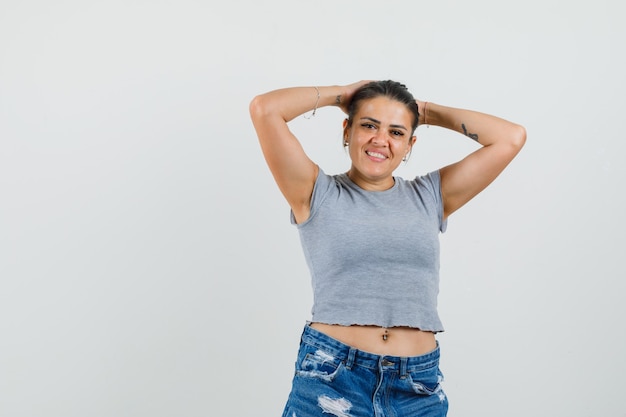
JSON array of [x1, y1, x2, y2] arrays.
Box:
[[310, 319, 444, 333]]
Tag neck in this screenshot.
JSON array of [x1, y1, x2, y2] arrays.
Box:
[[346, 169, 395, 191]]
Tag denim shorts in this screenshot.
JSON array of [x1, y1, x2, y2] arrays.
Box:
[[281, 324, 448, 417]]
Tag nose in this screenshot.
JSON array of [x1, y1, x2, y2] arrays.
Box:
[[372, 130, 389, 146]]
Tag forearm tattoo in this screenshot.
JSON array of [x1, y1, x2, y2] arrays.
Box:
[[461, 123, 479, 142], [335, 95, 342, 105]]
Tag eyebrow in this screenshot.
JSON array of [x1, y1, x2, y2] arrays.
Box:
[[359, 117, 408, 131]]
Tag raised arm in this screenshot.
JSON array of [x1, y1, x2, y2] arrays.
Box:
[[417, 101, 526, 219], [249, 82, 368, 223]]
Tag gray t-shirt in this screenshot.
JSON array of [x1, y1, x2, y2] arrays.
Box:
[[291, 168, 447, 332]]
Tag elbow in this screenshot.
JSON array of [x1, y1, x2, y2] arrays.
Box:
[[249, 93, 284, 125], [510, 123, 527, 151], [249, 94, 268, 121]]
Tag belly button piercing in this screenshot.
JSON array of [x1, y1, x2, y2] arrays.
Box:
[[382, 328, 389, 341]]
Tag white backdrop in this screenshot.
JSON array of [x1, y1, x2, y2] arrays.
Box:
[[1, 1, 624, 416]]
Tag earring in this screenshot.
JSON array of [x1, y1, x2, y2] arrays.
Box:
[[343, 141, 349, 147]]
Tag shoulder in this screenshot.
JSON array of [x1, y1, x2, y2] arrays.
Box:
[[398, 170, 443, 198], [292, 168, 342, 225]]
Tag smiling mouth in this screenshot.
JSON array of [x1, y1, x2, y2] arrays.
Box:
[[366, 150, 388, 160]]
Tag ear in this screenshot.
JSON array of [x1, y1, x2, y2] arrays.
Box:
[[342, 118, 349, 141], [404, 135, 417, 160]]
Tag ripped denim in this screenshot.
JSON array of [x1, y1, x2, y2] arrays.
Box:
[[281, 324, 448, 417]]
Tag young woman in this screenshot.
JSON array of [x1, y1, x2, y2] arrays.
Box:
[[249, 80, 526, 417]]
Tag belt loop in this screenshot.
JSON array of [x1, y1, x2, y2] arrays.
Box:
[[345, 348, 357, 370], [400, 357, 408, 379]]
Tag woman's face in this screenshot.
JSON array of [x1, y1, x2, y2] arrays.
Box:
[[344, 96, 416, 190]]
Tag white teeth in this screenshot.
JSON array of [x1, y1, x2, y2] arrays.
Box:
[[366, 151, 387, 159]]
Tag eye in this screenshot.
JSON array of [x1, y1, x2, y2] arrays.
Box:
[[391, 130, 404, 137], [361, 123, 376, 129]]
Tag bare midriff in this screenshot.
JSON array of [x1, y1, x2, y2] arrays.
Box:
[[310, 322, 437, 357]]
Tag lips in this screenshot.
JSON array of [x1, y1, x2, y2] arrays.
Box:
[[366, 150, 388, 160]]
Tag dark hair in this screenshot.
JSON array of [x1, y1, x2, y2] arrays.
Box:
[[346, 80, 420, 134]]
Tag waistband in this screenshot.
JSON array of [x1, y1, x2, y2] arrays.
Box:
[[300, 324, 440, 373]]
